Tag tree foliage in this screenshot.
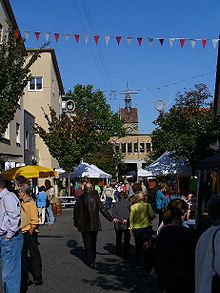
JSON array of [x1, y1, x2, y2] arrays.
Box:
[[35, 85, 125, 172], [84, 142, 124, 178], [0, 31, 43, 134], [152, 84, 218, 173]]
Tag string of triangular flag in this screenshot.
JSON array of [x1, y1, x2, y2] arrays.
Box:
[[13, 30, 220, 48]]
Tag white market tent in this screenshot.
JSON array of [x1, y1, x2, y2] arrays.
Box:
[[137, 168, 154, 177], [60, 162, 112, 179], [89, 164, 112, 179], [144, 151, 192, 177]]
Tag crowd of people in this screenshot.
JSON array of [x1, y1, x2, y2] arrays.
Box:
[[0, 176, 58, 293], [73, 179, 220, 293], [0, 175, 220, 293]]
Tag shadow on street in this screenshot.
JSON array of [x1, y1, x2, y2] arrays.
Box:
[[67, 238, 160, 293]]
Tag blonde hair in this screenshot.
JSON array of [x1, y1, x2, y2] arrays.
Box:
[[136, 191, 145, 202]]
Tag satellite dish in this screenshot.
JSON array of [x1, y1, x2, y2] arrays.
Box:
[[66, 100, 76, 113], [154, 99, 166, 112]]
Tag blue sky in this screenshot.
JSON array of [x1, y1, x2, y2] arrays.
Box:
[[10, 0, 220, 133]]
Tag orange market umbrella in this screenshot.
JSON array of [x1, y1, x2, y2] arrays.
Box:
[[1, 165, 58, 180]]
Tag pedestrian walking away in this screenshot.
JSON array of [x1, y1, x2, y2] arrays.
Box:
[[19, 184, 43, 292], [36, 185, 47, 225], [112, 191, 131, 259], [0, 176, 23, 293], [129, 191, 155, 266], [74, 183, 113, 268]]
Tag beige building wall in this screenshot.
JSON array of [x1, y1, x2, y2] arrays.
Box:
[[111, 134, 152, 169], [0, 0, 24, 168], [23, 50, 63, 169]]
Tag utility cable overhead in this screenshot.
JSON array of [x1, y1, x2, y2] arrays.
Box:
[[72, 0, 112, 91], [80, 0, 113, 91], [71, 0, 109, 89]]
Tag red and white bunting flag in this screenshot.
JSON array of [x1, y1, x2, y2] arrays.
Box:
[[126, 37, 132, 45], [54, 33, 59, 42], [212, 39, 219, 49], [94, 35, 99, 45], [169, 38, 175, 47], [159, 38, 164, 46], [201, 39, 207, 48], [105, 36, 110, 45], [190, 39, 196, 48], [116, 36, 121, 46], [74, 34, 80, 44], [180, 39, 185, 48], [137, 37, 143, 46], [148, 37, 154, 45], [15, 30, 20, 39], [64, 34, 70, 42], [84, 35, 89, 44], [24, 31, 30, 40], [45, 32, 50, 41], [34, 32, 40, 41]]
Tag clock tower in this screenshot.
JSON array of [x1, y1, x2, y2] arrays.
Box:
[[120, 93, 139, 135]]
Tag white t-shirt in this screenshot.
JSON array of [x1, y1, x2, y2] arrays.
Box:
[[195, 225, 220, 293]]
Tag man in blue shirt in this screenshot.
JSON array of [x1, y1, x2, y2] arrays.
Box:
[[0, 176, 23, 292], [156, 186, 166, 226]]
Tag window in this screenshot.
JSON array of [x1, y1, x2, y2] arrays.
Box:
[[134, 143, 138, 153], [146, 143, 151, 152], [140, 143, 145, 153], [127, 142, 132, 153], [114, 144, 120, 153], [16, 123, 20, 144], [121, 143, 126, 153], [2, 124, 10, 140], [28, 77, 43, 91], [0, 24, 3, 44], [25, 130, 29, 150]]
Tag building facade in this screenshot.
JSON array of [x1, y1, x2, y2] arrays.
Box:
[[111, 93, 152, 178], [23, 49, 64, 169], [0, 0, 24, 171]]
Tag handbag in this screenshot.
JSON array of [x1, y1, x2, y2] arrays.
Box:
[[19, 205, 30, 228], [212, 228, 220, 293]]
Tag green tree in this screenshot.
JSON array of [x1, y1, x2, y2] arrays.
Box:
[[35, 85, 125, 172], [152, 84, 218, 174], [0, 30, 46, 134], [84, 142, 124, 178]]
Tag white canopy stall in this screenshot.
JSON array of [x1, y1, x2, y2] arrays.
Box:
[[60, 162, 112, 179], [144, 151, 192, 177], [137, 168, 155, 178]]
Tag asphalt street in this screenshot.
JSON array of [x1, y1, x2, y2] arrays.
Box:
[[0, 209, 161, 293]]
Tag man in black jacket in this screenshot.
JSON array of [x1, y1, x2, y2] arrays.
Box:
[[74, 183, 113, 267]]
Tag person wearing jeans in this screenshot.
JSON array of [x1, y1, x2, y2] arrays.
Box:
[[0, 176, 23, 293], [45, 180, 55, 225]]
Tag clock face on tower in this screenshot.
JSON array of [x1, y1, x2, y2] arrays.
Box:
[[127, 123, 138, 134]]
